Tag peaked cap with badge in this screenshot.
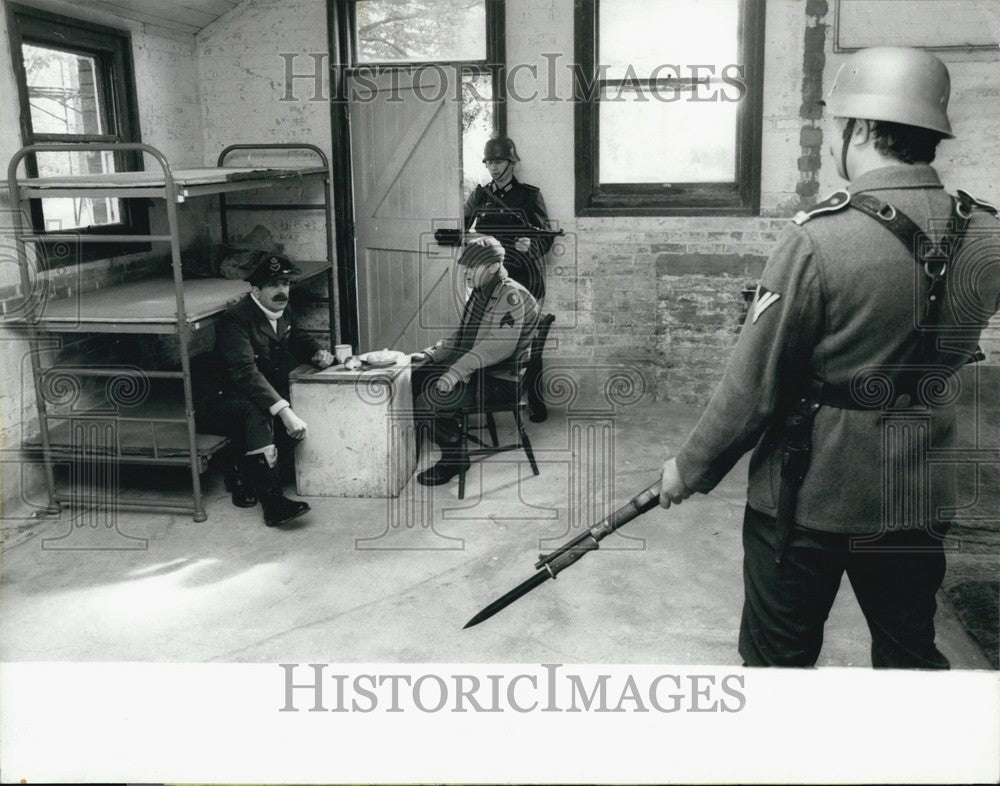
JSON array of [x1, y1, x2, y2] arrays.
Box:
[[244, 251, 302, 287]]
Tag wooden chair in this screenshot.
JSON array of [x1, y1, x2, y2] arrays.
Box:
[[454, 367, 539, 500]]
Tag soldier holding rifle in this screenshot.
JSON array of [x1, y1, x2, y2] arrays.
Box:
[[658, 48, 1000, 667], [465, 136, 555, 422]]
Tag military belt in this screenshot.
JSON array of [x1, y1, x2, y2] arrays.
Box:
[[773, 190, 974, 563]]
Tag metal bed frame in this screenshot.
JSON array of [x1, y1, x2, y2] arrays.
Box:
[[7, 142, 336, 522]]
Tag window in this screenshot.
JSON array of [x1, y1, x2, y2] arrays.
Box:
[[347, 0, 505, 194], [6, 4, 147, 255], [575, 0, 765, 216]]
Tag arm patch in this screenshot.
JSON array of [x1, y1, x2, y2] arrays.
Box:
[[751, 284, 781, 323]]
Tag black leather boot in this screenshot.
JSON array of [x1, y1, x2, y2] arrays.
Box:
[[241, 454, 310, 526], [416, 442, 470, 486], [224, 462, 257, 508]]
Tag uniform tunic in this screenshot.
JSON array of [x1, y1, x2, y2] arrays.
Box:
[[463, 178, 553, 301], [671, 164, 999, 668], [414, 271, 539, 443], [676, 164, 1000, 535], [195, 294, 321, 452]]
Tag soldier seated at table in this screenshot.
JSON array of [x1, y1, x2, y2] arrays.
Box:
[[196, 253, 334, 526], [410, 235, 540, 486]]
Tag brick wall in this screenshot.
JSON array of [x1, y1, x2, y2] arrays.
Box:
[[505, 0, 1000, 405], [196, 0, 337, 349], [1, 0, 997, 519], [542, 216, 782, 404], [503, 0, 811, 404]]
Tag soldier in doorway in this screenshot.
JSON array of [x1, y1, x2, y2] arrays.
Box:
[[464, 136, 554, 422], [657, 47, 1000, 667]]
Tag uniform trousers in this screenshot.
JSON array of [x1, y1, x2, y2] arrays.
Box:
[[739, 505, 950, 669], [411, 365, 518, 445], [196, 393, 292, 455]]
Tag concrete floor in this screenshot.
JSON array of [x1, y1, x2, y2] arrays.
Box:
[[0, 401, 992, 668]]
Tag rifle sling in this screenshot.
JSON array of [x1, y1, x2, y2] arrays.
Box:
[[772, 191, 973, 562]]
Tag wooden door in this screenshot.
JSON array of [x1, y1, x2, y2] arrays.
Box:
[[349, 68, 464, 353]]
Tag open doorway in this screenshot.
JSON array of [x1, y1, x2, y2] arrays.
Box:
[[332, 0, 507, 347]]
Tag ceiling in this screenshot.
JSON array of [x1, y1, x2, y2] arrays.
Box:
[[22, 0, 243, 36]]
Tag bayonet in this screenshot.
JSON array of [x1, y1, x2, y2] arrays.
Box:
[[464, 480, 661, 629]]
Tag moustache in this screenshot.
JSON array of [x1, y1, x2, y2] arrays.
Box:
[[273, 295, 288, 302]]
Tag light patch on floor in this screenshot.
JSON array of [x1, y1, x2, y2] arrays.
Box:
[[0, 402, 992, 668]]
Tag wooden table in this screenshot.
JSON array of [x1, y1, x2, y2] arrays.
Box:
[[289, 362, 416, 497]]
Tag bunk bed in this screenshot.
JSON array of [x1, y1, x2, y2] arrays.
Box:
[[6, 142, 337, 522]]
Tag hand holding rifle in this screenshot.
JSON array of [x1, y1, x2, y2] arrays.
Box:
[[659, 457, 692, 509], [465, 479, 672, 628]]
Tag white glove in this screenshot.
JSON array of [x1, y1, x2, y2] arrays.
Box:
[[279, 407, 308, 439]]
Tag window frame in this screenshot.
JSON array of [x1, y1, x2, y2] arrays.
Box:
[[6, 3, 149, 260], [344, 0, 507, 137], [574, 0, 766, 217]]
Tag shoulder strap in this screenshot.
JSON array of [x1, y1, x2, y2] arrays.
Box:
[[816, 192, 974, 404], [848, 192, 972, 279], [792, 189, 851, 225], [955, 189, 999, 220]]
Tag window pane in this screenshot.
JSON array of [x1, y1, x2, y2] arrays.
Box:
[[355, 0, 486, 63], [35, 151, 121, 230], [600, 0, 738, 80], [23, 43, 104, 135], [599, 86, 737, 183], [461, 73, 494, 196]]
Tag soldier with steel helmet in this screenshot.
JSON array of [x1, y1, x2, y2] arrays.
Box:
[[657, 47, 1000, 667], [464, 136, 555, 422]]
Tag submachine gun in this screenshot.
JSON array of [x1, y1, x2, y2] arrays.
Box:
[[435, 183, 564, 247], [434, 226, 564, 246]]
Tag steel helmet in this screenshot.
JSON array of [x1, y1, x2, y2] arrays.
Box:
[[482, 136, 520, 163], [823, 47, 953, 137]]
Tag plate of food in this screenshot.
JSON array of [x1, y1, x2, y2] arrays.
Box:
[[360, 348, 405, 368]]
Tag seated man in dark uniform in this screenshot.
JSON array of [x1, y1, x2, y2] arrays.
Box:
[[464, 136, 554, 422], [196, 253, 334, 526], [410, 235, 539, 486]]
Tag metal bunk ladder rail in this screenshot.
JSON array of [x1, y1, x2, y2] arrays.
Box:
[[216, 143, 338, 345], [9, 143, 210, 522]]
